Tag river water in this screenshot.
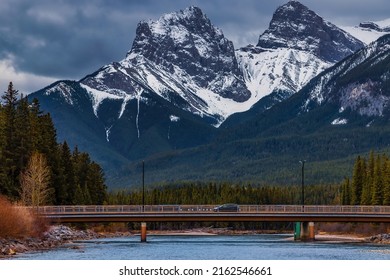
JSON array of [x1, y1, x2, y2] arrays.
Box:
[[15, 234, 390, 260]]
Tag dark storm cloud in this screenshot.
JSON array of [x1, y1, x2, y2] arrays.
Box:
[[0, 0, 389, 92]]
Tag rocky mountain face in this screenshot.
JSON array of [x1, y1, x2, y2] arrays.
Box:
[[230, 34, 390, 142], [81, 6, 251, 128], [257, 1, 363, 62], [300, 34, 390, 123], [234, 0, 364, 117], [359, 21, 390, 32], [29, 2, 386, 187]]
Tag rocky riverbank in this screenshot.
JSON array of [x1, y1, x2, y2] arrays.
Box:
[[0, 225, 103, 258], [366, 233, 390, 244]]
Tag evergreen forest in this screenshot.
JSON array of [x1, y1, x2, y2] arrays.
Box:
[[341, 151, 390, 206], [0, 82, 107, 205]]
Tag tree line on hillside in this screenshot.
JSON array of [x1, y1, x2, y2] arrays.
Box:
[[341, 151, 390, 205], [107, 182, 340, 206], [106, 182, 341, 230], [0, 82, 107, 205]]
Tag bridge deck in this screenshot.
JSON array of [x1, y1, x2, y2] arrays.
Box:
[[31, 205, 390, 223]]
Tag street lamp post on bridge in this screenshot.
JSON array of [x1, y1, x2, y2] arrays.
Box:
[[299, 160, 306, 209], [141, 161, 147, 242], [142, 161, 145, 212]]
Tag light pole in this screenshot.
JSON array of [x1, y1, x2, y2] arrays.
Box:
[[299, 160, 306, 209], [142, 161, 145, 212]]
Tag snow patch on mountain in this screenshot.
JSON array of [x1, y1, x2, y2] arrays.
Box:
[[341, 25, 390, 45], [80, 84, 125, 117], [105, 125, 113, 142], [236, 46, 331, 101], [331, 118, 348, 125], [170, 115, 180, 122], [44, 82, 75, 105]]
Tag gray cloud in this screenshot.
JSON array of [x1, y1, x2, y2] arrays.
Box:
[[1, 0, 389, 93]]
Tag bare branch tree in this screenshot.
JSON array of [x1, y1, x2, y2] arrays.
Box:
[[20, 152, 51, 207]]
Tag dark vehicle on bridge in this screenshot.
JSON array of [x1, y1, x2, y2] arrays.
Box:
[[213, 204, 239, 212]]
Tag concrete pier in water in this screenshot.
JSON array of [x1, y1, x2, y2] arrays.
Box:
[[141, 222, 147, 242], [294, 222, 315, 241]]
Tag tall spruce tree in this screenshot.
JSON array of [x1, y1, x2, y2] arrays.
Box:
[[382, 157, 390, 205], [59, 142, 76, 204], [341, 178, 351, 205], [0, 107, 7, 195], [0, 82, 19, 197], [351, 156, 365, 205], [372, 155, 383, 205]]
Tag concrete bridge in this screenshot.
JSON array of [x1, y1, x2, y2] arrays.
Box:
[[35, 204, 390, 242]]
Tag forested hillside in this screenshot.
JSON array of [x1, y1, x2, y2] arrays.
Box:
[[341, 151, 390, 205], [0, 82, 107, 205]]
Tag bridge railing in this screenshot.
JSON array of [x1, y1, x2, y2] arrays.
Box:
[[33, 205, 390, 214]]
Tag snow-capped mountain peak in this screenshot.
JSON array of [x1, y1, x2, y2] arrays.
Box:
[[82, 6, 252, 127], [257, 0, 363, 63], [236, 1, 363, 112]]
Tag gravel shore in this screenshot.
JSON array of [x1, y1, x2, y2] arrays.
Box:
[[0, 225, 103, 258], [366, 233, 390, 244]]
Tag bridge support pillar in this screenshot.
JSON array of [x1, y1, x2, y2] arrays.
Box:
[[295, 222, 315, 241], [294, 222, 301, 240], [141, 222, 147, 242]]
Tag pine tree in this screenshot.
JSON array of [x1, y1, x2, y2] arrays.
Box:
[[0, 107, 7, 195], [0, 82, 19, 197], [14, 96, 32, 175], [83, 184, 92, 205], [382, 157, 390, 205], [372, 155, 383, 205], [59, 142, 76, 204], [28, 98, 43, 151], [73, 184, 84, 205], [351, 156, 365, 205], [341, 178, 351, 205]]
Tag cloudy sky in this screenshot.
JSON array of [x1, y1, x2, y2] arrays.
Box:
[[1, 0, 389, 94]]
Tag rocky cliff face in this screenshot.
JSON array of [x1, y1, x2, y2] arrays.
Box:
[[299, 34, 390, 123], [257, 0, 364, 62], [235, 0, 364, 114], [81, 6, 251, 127]]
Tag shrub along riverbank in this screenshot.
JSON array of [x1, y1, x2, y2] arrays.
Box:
[[0, 195, 105, 257], [0, 196, 47, 239]]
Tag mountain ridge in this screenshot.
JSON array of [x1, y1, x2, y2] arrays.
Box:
[[27, 2, 388, 187]]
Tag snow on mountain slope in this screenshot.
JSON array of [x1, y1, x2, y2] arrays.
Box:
[[300, 34, 390, 118], [236, 46, 331, 103], [41, 2, 371, 132], [81, 6, 251, 127], [236, 1, 364, 108], [341, 19, 390, 45]]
